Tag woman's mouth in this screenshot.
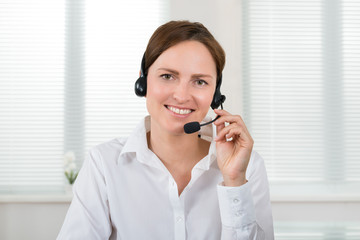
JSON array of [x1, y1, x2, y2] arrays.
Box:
[[165, 105, 194, 115]]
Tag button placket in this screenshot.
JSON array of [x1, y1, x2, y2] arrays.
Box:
[[168, 177, 186, 240], [235, 210, 243, 217]]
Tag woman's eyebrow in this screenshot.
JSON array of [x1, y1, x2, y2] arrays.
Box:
[[157, 68, 214, 79], [192, 73, 214, 79], [157, 68, 179, 75]]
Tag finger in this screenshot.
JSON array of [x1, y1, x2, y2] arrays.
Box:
[[213, 109, 252, 139], [214, 108, 231, 117], [214, 114, 252, 138], [216, 122, 253, 144], [214, 109, 245, 125], [214, 109, 229, 137], [215, 123, 241, 142], [225, 127, 242, 140], [215, 117, 226, 137], [226, 127, 252, 144], [214, 113, 244, 127]]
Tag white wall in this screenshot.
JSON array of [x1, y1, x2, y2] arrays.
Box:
[[169, 0, 244, 114], [0, 202, 69, 240]]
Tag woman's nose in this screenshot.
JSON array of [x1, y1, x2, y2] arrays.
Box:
[[173, 82, 191, 103]]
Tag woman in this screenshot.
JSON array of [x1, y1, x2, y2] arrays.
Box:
[[57, 20, 274, 240]]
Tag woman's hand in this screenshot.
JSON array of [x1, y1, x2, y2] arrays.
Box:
[[213, 109, 254, 187]]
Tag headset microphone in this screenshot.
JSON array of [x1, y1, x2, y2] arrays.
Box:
[[184, 115, 220, 134], [183, 101, 224, 134]]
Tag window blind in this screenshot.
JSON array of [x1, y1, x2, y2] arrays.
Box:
[[0, 0, 168, 193], [0, 0, 65, 193], [242, 0, 360, 195], [343, 0, 360, 182]]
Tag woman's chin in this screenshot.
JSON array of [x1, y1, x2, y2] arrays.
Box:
[[161, 123, 189, 136]]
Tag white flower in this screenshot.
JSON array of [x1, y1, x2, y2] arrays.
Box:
[[65, 162, 77, 174], [63, 151, 79, 184], [64, 151, 76, 166], [68, 162, 77, 171]]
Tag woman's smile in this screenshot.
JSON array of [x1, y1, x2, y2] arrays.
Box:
[[165, 105, 194, 117]]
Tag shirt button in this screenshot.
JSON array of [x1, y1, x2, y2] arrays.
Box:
[[235, 210, 243, 217], [233, 198, 239, 204], [176, 216, 183, 222]]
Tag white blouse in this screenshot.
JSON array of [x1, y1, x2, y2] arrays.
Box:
[[57, 116, 274, 240]]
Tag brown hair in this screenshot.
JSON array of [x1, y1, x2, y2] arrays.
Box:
[[144, 20, 226, 82]]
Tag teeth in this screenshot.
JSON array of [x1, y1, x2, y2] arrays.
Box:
[[168, 106, 192, 115]]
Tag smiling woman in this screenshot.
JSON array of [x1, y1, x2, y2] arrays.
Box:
[[146, 40, 217, 135], [57, 20, 274, 240]]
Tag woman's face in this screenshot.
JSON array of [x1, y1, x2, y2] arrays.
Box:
[[146, 40, 217, 135]]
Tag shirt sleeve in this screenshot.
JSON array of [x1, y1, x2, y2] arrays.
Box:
[[217, 151, 274, 240], [57, 148, 112, 240]]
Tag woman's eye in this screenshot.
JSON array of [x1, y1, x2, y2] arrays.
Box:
[[161, 74, 173, 80], [195, 80, 207, 86]]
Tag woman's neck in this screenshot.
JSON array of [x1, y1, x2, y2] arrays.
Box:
[[147, 120, 210, 194], [148, 128, 207, 165], [147, 120, 210, 173]]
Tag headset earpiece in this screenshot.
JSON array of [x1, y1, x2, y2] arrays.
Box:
[[135, 76, 147, 97], [134, 53, 147, 97], [211, 92, 226, 109], [210, 74, 226, 109]]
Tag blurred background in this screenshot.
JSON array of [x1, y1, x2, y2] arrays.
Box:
[[0, 0, 359, 239]]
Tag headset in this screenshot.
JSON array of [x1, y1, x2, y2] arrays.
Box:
[[134, 53, 226, 109]]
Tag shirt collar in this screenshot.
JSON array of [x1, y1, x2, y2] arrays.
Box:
[[118, 115, 217, 171], [118, 116, 162, 168], [120, 116, 149, 155]]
